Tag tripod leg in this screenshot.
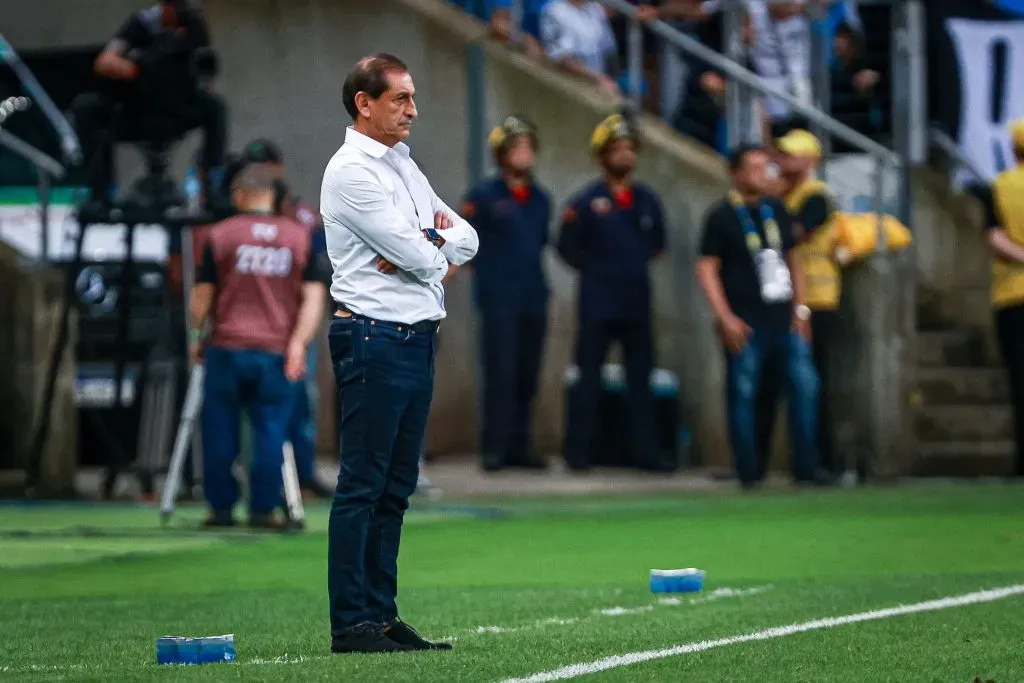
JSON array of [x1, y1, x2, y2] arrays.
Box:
[[160, 365, 204, 522], [281, 441, 305, 526]]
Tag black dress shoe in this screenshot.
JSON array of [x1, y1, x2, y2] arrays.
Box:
[[332, 622, 415, 654], [481, 452, 506, 472], [383, 619, 452, 651], [507, 453, 549, 470]]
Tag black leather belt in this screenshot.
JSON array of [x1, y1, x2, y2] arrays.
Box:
[[333, 304, 439, 335]]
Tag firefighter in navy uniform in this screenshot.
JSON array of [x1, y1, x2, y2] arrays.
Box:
[[558, 113, 669, 472], [462, 116, 552, 472]]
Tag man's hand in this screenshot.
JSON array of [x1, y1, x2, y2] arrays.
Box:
[[853, 69, 880, 93], [285, 340, 306, 382], [597, 74, 621, 96], [700, 72, 727, 99], [443, 263, 459, 283], [635, 4, 659, 22], [792, 310, 812, 342], [376, 255, 398, 274], [188, 340, 204, 367], [717, 313, 752, 355]]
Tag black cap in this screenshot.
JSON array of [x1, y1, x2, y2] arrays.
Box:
[[241, 138, 283, 165]]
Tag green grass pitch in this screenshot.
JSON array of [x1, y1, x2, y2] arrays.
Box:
[[1, 482, 1022, 682]]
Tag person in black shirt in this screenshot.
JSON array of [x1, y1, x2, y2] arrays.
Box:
[[696, 144, 820, 488], [70, 0, 226, 206]]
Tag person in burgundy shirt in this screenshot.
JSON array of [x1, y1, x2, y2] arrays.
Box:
[[238, 138, 335, 499], [188, 163, 329, 529]]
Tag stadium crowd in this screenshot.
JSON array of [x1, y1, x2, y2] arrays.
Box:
[[455, 0, 882, 152]]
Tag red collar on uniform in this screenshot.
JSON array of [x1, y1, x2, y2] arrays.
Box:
[[509, 183, 531, 204], [613, 187, 634, 210]]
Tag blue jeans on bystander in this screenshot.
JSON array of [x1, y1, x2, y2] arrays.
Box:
[[725, 330, 820, 485]]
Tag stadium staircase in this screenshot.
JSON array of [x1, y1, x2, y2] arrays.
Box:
[[912, 288, 1016, 476]]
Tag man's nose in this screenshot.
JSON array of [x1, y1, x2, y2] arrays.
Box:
[[407, 101, 418, 119]]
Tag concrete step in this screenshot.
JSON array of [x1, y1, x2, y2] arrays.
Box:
[[917, 288, 993, 331], [915, 368, 1009, 405], [914, 405, 1014, 442], [916, 331, 1002, 368], [913, 440, 1017, 477]]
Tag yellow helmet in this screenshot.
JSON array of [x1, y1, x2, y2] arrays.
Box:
[[1010, 118, 1024, 150], [488, 115, 538, 151], [775, 129, 822, 159], [590, 113, 638, 156]]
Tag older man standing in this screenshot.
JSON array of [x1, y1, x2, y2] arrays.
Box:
[[320, 54, 478, 654]]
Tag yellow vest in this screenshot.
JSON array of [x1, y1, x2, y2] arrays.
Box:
[[991, 166, 1024, 309], [786, 179, 840, 311]]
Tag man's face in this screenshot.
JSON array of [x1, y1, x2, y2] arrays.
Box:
[[834, 33, 853, 61], [779, 152, 809, 177], [359, 70, 417, 144], [601, 138, 637, 179], [160, 1, 184, 28], [503, 137, 535, 174], [735, 150, 769, 194], [263, 162, 285, 181]]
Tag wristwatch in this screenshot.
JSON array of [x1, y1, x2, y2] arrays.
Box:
[[794, 304, 811, 321]]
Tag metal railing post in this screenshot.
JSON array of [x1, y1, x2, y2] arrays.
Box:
[[808, 1, 832, 169], [872, 157, 886, 253], [627, 18, 644, 110], [724, 0, 746, 148], [466, 42, 486, 185], [891, 0, 925, 226]]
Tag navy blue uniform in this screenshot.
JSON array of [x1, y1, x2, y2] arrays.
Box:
[[464, 177, 551, 468], [557, 180, 666, 470]]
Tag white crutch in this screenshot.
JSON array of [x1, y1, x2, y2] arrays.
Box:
[[160, 364, 205, 522], [281, 442, 305, 525]]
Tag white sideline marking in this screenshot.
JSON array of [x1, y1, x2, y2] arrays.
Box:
[[459, 585, 771, 641], [499, 584, 1024, 683]]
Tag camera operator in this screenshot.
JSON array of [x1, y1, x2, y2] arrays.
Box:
[[72, 0, 227, 206]]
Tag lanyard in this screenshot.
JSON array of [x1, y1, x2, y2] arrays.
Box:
[[729, 190, 782, 253]]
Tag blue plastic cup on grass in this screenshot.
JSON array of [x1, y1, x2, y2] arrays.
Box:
[[650, 568, 705, 593]]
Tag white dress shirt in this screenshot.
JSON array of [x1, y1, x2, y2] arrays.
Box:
[[540, 0, 616, 76], [320, 127, 479, 324]]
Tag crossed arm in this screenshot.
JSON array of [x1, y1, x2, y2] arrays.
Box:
[[324, 165, 479, 283]]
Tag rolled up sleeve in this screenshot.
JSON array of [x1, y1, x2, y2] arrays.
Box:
[[323, 165, 449, 285], [431, 197, 480, 266]]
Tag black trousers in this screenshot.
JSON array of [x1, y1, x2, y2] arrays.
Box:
[[756, 310, 837, 476], [996, 304, 1024, 477], [564, 316, 657, 470], [71, 88, 227, 201], [478, 310, 547, 467]]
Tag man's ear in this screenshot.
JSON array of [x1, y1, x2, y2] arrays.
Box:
[[354, 92, 371, 118]]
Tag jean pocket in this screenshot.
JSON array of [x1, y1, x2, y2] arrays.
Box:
[[368, 323, 412, 343], [329, 324, 355, 365]]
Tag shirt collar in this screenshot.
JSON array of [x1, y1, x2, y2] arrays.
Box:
[[344, 126, 410, 160]]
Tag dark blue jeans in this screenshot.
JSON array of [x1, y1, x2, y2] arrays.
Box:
[[478, 310, 547, 465], [725, 330, 820, 484], [564, 315, 657, 469], [327, 315, 436, 633], [201, 346, 293, 516], [287, 343, 319, 484]]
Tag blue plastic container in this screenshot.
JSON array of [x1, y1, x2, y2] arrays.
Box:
[[156, 634, 236, 665], [650, 568, 705, 594]]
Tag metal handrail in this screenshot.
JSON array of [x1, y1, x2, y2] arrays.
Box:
[[929, 127, 988, 184], [594, 0, 901, 166], [0, 128, 65, 179]]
